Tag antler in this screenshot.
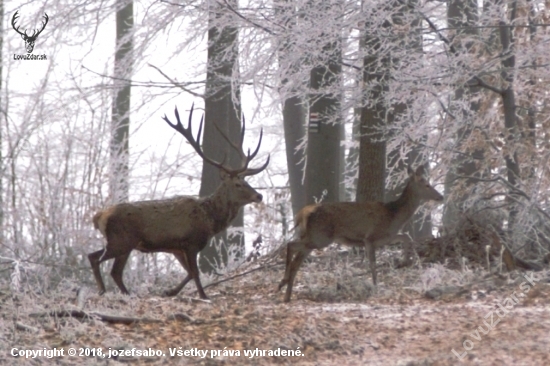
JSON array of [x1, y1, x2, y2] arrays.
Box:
[[162, 104, 269, 177], [163, 104, 230, 173], [213, 114, 270, 177]]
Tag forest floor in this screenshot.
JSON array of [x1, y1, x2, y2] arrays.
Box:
[[1, 250, 550, 365]]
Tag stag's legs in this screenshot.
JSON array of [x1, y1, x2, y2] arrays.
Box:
[[187, 250, 208, 299], [164, 251, 193, 297], [88, 244, 131, 295], [111, 253, 130, 294], [165, 247, 208, 300]]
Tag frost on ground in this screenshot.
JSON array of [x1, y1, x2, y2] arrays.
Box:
[[1, 252, 549, 365]]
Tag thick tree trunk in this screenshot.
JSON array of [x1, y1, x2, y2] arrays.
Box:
[[356, 18, 388, 203], [282, 97, 306, 217], [305, 62, 342, 205], [199, 1, 243, 273], [305, 0, 342, 205], [276, 0, 307, 218]]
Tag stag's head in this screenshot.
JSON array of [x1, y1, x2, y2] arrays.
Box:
[[162, 105, 270, 205], [12, 11, 49, 53]]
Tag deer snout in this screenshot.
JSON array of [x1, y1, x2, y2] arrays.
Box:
[[253, 193, 263, 203]]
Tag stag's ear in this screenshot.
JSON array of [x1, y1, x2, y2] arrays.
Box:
[[20, 34, 25, 40], [219, 169, 230, 180]]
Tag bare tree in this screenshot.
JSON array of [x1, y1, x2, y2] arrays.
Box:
[[275, 0, 307, 218], [110, 0, 134, 204]]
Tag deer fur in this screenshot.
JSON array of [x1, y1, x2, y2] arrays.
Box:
[[88, 105, 269, 299], [278, 165, 443, 302]]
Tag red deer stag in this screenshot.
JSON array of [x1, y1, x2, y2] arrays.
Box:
[[278, 165, 443, 302], [89, 105, 269, 299]]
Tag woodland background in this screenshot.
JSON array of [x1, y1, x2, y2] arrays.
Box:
[[1, 1, 550, 364]]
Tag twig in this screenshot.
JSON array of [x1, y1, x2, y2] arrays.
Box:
[[30, 310, 161, 325], [204, 261, 282, 289], [16, 321, 39, 333]]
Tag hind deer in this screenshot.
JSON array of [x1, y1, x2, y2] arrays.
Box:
[[278, 165, 443, 302], [89, 105, 269, 299]]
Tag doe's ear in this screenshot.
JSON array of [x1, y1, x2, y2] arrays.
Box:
[[415, 165, 426, 177]]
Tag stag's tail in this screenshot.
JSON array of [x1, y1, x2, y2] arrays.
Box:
[[93, 207, 115, 237]]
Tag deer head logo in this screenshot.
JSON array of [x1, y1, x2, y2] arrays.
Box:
[[12, 11, 49, 54]]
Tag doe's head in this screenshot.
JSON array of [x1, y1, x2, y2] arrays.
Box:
[[407, 165, 444, 203]]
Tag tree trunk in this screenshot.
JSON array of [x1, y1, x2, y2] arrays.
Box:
[[282, 97, 306, 216], [356, 15, 389, 203], [199, 1, 243, 273], [276, 0, 307, 218], [110, 0, 133, 204], [305, 0, 342, 205], [498, 12, 520, 232]]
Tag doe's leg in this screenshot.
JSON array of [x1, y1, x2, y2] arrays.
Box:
[[365, 240, 377, 286], [284, 248, 312, 303], [278, 240, 299, 291]]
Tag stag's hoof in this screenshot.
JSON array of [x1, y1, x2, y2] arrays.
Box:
[[163, 289, 179, 297]]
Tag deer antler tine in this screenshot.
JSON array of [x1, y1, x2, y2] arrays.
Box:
[[248, 128, 263, 160], [241, 154, 270, 176], [197, 115, 204, 144], [164, 104, 268, 176], [187, 103, 195, 127]]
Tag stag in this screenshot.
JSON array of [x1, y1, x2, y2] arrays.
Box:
[[12, 11, 49, 53], [278, 166, 443, 302], [89, 105, 269, 299]]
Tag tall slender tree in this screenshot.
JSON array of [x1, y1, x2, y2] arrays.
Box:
[[110, 0, 133, 204]]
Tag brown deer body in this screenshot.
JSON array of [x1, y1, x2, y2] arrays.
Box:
[[89, 105, 269, 299], [278, 166, 443, 302]]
